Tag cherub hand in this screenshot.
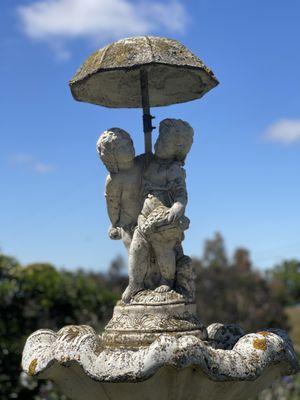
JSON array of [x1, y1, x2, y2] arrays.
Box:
[[167, 202, 185, 223], [108, 226, 122, 240]]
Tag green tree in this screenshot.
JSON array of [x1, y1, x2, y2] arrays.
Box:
[[106, 255, 127, 293], [0, 254, 117, 400], [269, 260, 300, 306], [194, 234, 288, 332], [202, 232, 228, 268], [233, 248, 252, 272]]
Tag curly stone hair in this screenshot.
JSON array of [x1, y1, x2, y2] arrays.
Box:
[[96, 128, 134, 173], [156, 119, 194, 162]]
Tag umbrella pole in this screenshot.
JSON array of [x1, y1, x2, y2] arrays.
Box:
[[140, 68, 155, 154]]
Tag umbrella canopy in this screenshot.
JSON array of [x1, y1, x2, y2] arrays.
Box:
[[69, 36, 218, 108]]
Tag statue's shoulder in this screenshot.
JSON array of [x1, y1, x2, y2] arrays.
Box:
[[135, 153, 154, 169], [135, 153, 153, 162]]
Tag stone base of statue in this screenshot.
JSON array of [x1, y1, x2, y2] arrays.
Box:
[[22, 290, 299, 400], [103, 290, 207, 347]]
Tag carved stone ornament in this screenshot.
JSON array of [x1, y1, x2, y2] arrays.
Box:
[[22, 324, 299, 400], [22, 36, 299, 399]]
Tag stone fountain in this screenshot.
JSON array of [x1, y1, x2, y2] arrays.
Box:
[[22, 36, 299, 400]]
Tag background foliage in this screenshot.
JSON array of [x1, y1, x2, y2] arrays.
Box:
[[1, 233, 299, 399]]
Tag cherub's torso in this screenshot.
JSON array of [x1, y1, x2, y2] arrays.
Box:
[[111, 155, 145, 229], [143, 158, 186, 207]]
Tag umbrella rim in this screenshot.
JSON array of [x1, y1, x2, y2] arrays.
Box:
[[69, 62, 219, 109], [69, 61, 219, 87], [69, 89, 218, 109]]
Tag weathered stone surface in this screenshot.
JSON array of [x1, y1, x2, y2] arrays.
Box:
[[22, 36, 300, 400], [103, 291, 207, 347], [97, 119, 196, 304], [22, 323, 299, 400], [70, 36, 219, 108], [207, 323, 245, 349]]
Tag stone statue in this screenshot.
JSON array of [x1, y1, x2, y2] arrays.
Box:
[[96, 127, 145, 252], [97, 119, 195, 303], [123, 118, 194, 302], [22, 37, 299, 400]]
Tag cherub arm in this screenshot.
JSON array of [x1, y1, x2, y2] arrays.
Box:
[[105, 174, 122, 239], [167, 163, 188, 222]]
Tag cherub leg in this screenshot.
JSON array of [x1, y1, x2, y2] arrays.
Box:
[[121, 228, 133, 253], [152, 242, 176, 293], [122, 229, 150, 303]]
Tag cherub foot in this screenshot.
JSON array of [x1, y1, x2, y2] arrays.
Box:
[[122, 284, 144, 303], [154, 285, 172, 293]]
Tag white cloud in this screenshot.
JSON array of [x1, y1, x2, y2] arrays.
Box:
[[34, 162, 56, 173], [9, 154, 55, 174], [17, 0, 188, 57], [264, 119, 300, 145]]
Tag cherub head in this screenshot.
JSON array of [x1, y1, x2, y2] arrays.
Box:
[[154, 119, 194, 162], [97, 128, 135, 173]]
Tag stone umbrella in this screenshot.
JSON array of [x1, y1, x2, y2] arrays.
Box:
[[69, 36, 219, 153]]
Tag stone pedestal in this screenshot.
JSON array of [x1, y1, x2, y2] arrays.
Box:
[[22, 291, 299, 400], [103, 290, 207, 347]]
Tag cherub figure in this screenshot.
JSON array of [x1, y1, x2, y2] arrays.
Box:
[[122, 119, 194, 303], [97, 128, 144, 251]]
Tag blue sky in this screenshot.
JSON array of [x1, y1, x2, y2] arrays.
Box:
[[1, 0, 300, 272]]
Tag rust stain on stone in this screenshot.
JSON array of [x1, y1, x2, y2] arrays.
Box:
[[253, 338, 267, 351], [28, 359, 38, 376]]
